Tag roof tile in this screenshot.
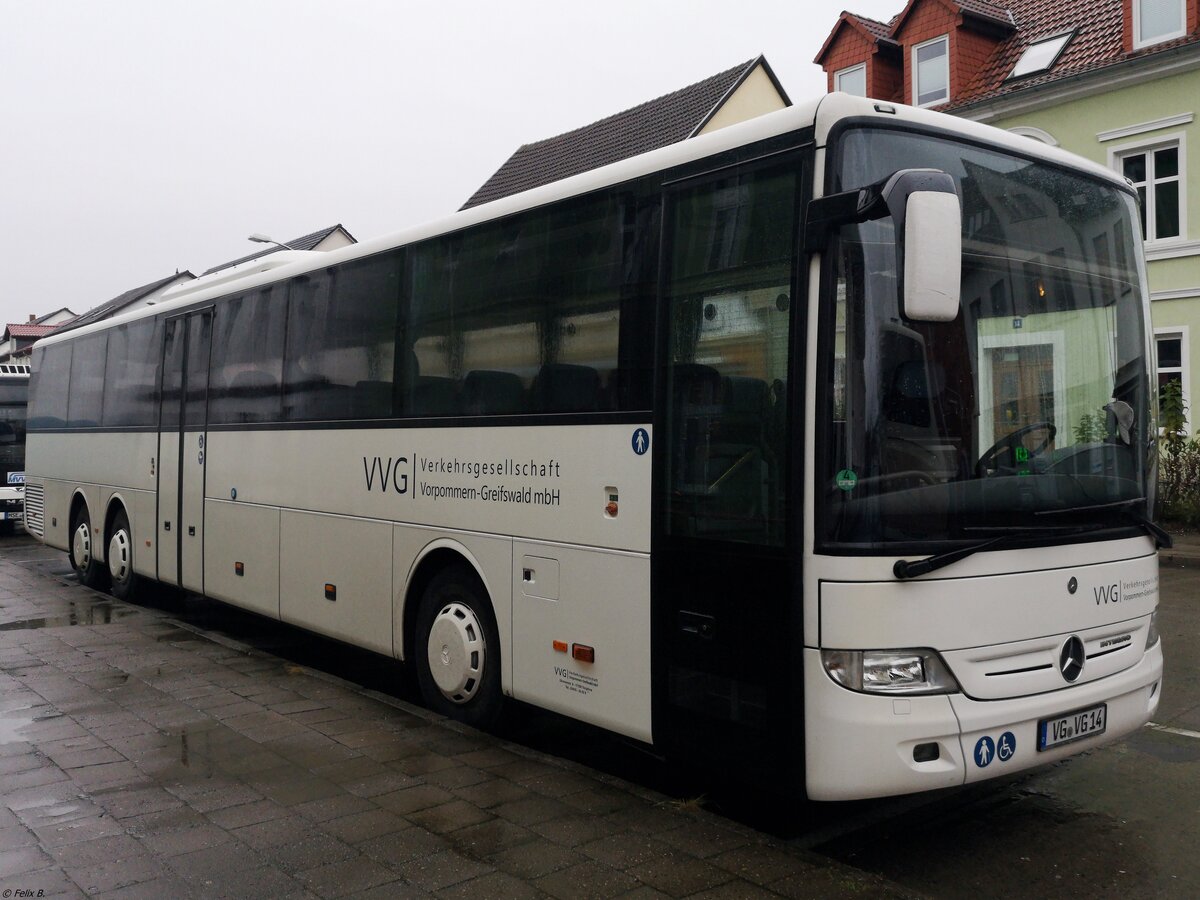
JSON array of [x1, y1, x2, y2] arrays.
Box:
[[462, 58, 785, 209], [948, 0, 1200, 108], [6, 324, 61, 339]]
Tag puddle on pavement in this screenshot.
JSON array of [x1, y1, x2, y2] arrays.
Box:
[[0, 600, 138, 631], [0, 712, 35, 744], [0, 705, 58, 745]]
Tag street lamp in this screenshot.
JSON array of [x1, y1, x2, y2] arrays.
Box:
[[247, 233, 296, 251]]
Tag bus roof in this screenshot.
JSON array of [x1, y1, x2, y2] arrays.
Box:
[[34, 93, 1130, 349]]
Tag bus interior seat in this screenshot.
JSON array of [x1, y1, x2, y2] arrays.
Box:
[[352, 380, 394, 419], [224, 369, 280, 422], [286, 380, 349, 420], [672, 363, 723, 409], [722, 376, 769, 430], [530, 363, 600, 413], [411, 376, 460, 416], [463, 370, 525, 415]]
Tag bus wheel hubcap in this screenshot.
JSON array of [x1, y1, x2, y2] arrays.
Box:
[[108, 529, 130, 583], [73, 523, 92, 570], [426, 602, 485, 704]]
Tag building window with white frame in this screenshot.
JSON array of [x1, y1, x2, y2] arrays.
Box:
[[835, 63, 867, 97], [1156, 328, 1189, 432], [913, 35, 949, 107], [1135, 0, 1186, 48], [1120, 142, 1182, 241]]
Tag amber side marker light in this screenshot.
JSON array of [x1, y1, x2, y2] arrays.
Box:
[[235, 562, 245, 577], [552, 640, 568, 653], [572, 644, 595, 664]]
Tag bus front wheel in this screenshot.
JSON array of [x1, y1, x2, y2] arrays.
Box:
[[70, 507, 110, 591], [107, 508, 138, 601], [414, 566, 503, 729]]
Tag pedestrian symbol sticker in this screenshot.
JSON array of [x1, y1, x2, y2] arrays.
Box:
[[632, 428, 650, 455], [997, 731, 1016, 762], [974, 735, 995, 768]]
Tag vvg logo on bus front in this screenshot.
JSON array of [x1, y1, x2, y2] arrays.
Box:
[[7, 472, 24, 485]]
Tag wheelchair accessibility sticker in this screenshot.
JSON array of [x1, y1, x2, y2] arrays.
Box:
[[975, 731, 1017, 768]]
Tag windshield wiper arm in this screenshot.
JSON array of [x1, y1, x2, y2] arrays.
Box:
[[893, 535, 1012, 580], [892, 521, 1117, 580], [1034, 497, 1173, 549]]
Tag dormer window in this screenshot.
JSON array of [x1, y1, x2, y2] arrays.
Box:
[[1008, 30, 1075, 79], [913, 35, 950, 107], [835, 63, 867, 96], [1135, 0, 1185, 48]]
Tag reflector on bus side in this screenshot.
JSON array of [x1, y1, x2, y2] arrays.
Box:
[[572, 644, 595, 664]]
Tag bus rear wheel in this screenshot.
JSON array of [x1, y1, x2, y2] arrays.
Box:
[[415, 566, 503, 729], [70, 507, 110, 591], [107, 509, 138, 601]]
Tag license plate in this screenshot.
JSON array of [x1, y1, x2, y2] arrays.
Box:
[[1038, 703, 1107, 751], [0, 511, 21, 521]]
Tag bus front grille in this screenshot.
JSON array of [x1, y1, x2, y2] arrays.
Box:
[[23, 482, 43, 537]]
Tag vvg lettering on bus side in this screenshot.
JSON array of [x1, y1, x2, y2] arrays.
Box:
[[361, 454, 563, 508], [363, 456, 410, 494]]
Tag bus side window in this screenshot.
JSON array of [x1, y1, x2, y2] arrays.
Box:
[[209, 289, 285, 424], [283, 254, 401, 422], [29, 345, 71, 429], [407, 191, 633, 418], [66, 333, 108, 428], [102, 318, 162, 427]]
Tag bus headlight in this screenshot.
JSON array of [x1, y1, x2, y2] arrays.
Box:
[[821, 649, 960, 695], [1145, 611, 1159, 649]]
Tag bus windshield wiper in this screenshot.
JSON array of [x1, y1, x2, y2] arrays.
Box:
[[893, 535, 1011, 580], [1034, 497, 1173, 549], [892, 523, 1109, 580]]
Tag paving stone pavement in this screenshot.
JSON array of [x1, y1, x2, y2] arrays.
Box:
[[0, 539, 910, 898]]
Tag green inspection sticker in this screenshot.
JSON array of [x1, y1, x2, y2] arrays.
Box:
[[836, 469, 858, 492]]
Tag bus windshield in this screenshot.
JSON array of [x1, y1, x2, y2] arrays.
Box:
[[819, 126, 1153, 550]]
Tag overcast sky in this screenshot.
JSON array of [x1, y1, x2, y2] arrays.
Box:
[[1, 0, 902, 327]]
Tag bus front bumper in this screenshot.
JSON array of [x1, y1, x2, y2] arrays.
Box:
[[802, 641, 1163, 801]]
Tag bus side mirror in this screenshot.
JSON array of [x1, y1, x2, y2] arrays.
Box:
[[805, 168, 961, 322], [903, 190, 961, 322]]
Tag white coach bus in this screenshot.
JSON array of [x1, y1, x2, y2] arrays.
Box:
[[26, 94, 1165, 800]]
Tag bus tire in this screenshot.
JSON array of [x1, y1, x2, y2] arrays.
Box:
[[414, 566, 503, 729], [107, 508, 138, 602], [69, 506, 110, 591]]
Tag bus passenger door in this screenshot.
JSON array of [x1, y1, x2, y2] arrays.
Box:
[[655, 157, 803, 786], [157, 311, 212, 591]]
